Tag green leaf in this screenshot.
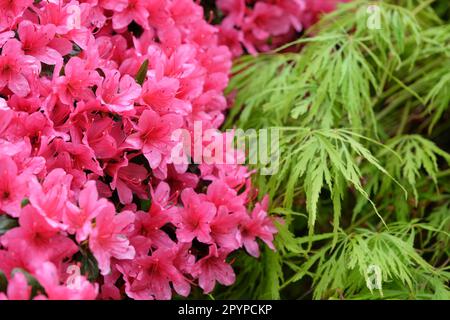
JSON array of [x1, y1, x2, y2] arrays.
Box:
[[135, 59, 149, 85], [0, 270, 7, 293], [0, 215, 18, 236], [140, 199, 151, 212], [80, 249, 100, 282], [21, 198, 30, 208]]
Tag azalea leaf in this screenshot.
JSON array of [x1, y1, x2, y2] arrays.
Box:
[[140, 199, 151, 211], [0, 215, 18, 236], [0, 270, 7, 293], [80, 249, 100, 282], [21, 198, 30, 208], [135, 59, 149, 85]]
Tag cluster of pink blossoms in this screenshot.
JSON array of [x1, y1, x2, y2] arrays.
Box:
[[216, 0, 350, 56], [0, 0, 278, 300]]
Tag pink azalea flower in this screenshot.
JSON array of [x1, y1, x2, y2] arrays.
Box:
[[244, 2, 292, 41], [97, 69, 141, 114], [200, 162, 252, 189], [165, 164, 199, 192], [176, 188, 216, 243], [0, 272, 32, 300], [147, 0, 171, 28], [36, 1, 91, 49], [0, 31, 14, 47], [0, 39, 40, 97], [64, 180, 108, 242], [0, 155, 27, 217], [39, 139, 103, 177], [34, 262, 98, 300], [120, 247, 190, 300], [99, 270, 123, 300], [125, 109, 183, 176], [210, 206, 243, 250], [216, 0, 246, 28], [132, 182, 177, 248], [17, 21, 64, 66], [141, 77, 191, 116], [0, 0, 284, 301], [55, 57, 101, 105], [0, 246, 34, 280], [240, 196, 278, 257], [277, 0, 306, 31], [191, 245, 235, 294], [89, 203, 136, 275], [106, 155, 148, 205], [0, 0, 32, 30], [1, 205, 78, 265], [28, 168, 73, 229], [218, 26, 244, 58], [83, 117, 118, 159], [110, 0, 150, 30], [206, 180, 246, 213]]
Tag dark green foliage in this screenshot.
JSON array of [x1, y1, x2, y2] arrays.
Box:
[[0, 215, 18, 236]]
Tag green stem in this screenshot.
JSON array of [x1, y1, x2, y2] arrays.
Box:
[[396, 102, 411, 136], [412, 0, 436, 16]]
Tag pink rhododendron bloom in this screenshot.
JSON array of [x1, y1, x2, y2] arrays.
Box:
[[106, 156, 148, 204], [28, 169, 72, 229], [84, 117, 118, 159], [210, 206, 243, 250], [120, 247, 190, 300], [17, 21, 66, 66], [0, 0, 33, 30], [216, 0, 349, 56], [240, 196, 277, 257], [206, 180, 246, 213], [0, 272, 31, 300], [39, 139, 103, 178], [64, 180, 108, 242], [89, 203, 136, 275], [0, 0, 282, 300], [176, 188, 216, 243], [97, 69, 142, 114], [218, 26, 244, 57], [1, 206, 78, 265], [0, 39, 40, 97], [191, 245, 235, 294], [245, 2, 292, 40], [125, 109, 183, 176], [165, 164, 199, 192], [56, 57, 101, 105], [110, 0, 150, 30], [34, 262, 98, 300], [217, 0, 246, 27], [132, 182, 177, 248], [0, 155, 27, 217], [0, 31, 14, 47], [141, 77, 190, 116]]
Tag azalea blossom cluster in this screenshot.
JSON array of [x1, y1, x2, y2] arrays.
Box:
[[215, 0, 350, 56], [0, 0, 278, 300]]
